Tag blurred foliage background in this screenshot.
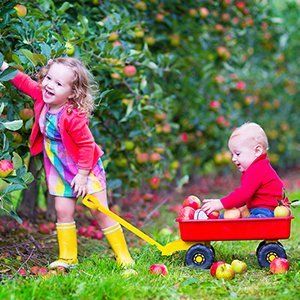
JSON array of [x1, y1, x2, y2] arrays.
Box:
[[0, 0, 299, 216]]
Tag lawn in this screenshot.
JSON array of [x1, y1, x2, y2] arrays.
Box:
[[0, 190, 299, 300]]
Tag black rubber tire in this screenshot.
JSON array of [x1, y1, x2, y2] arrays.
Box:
[[185, 244, 215, 269], [257, 242, 287, 268], [256, 241, 284, 256], [256, 241, 266, 256]]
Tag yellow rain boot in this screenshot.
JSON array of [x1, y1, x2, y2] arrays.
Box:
[[103, 223, 134, 267], [49, 222, 78, 269]]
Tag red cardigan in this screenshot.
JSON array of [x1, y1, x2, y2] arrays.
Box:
[[221, 154, 285, 210], [11, 71, 103, 170]]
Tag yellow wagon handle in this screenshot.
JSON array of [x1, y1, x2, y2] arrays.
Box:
[[82, 194, 166, 252], [82, 194, 197, 256]]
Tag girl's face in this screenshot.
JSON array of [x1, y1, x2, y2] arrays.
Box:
[[228, 135, 263, 172], [42, 63, 74, 110]]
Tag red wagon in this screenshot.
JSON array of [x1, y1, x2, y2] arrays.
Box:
[[178, 216, 293, 269]]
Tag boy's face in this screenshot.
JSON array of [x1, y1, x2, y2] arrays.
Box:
[[228, 135, 263, 172]]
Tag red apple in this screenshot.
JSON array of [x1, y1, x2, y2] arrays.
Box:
[[18, 268, 27, 276], [93, 230, 104, 240], [274, 205, 290, 217], [30, 266, 40, 275], [215, 263, 235, 280], [199, 7, 209, 18], [208, 211, 220, 219], [0, 160, 14, 178], [136, 152, 149, 164], [180, 132, 189, 143], [78, 226, 87, 236], [38, 223, 51, 234], [270, 258, 289, 274], [19, 108, 34, 121], [149, 176, 160, 189], [178, 206, 195, 220], [210, 261, 225, 277], [236, 81, 246, 91], [149, 264, 168, 276], [223, 208, 241, 219], [183, 195, 202, 209], [231, 259, 247, 274], [209, 100, 221, 110], [149, 153, 162, 163], [38, 267, 48, 276], [123, 65, 137, 77]]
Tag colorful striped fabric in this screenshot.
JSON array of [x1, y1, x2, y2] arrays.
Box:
[[42, 110, 106, 198]]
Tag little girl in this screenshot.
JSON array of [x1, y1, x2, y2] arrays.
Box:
[[1, 58, 134, 269]]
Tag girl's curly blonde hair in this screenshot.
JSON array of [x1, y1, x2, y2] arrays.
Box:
[[37, 57, 96, 116]]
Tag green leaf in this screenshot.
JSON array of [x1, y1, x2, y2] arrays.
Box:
[[120, 101, 134, 122], [19, 49, 46, 66], [57, 2, 73, 15], [40, 42, 52, 58], [12, 152, 23, 170], [16, 166, 27, 177], [1, 120, 23, 131], [0, 52, 3, 69], [0, 103, 4, 115], [2, 183, 25, 194], [0, 68, 18, 81], [22, 172, 34, 185], [9, 210, 23, 224], [1, 133, 9, 153]]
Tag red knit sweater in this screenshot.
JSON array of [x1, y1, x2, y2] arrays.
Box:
[[221, 154, 285, 210]]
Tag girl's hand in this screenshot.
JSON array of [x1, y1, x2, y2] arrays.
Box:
[[71, 173, 88, 198], [201, 199, 224, 215]]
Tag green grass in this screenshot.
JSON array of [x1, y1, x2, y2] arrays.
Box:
[[1, 192, 300, 300]]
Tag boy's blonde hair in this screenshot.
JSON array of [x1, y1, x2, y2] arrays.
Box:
[[230, 122, 269, 151], [38, 57, 96, 116]]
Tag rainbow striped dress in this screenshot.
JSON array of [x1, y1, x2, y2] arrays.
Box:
[[42, 109, 106, 198]]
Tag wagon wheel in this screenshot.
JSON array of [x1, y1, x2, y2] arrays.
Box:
[[257, 242, 287, 268], [185, 244, 214, 269], [256, 241, 284, 256]]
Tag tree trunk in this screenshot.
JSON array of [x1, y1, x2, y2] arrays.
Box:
[[17, 156, 39, 221]]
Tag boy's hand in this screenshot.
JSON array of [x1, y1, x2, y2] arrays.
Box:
[[201, 199, 224, 214], [71, 172, 88, 198]]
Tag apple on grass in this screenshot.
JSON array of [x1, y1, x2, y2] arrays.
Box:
[[215, 263, 235, 280], [178, 206, 195, 221], [270, 258, 289, 274], [210, 261, 225, 277], [149, 264, 168, 276], [231, 259, 247, 274], [182, 195, 202, 210]]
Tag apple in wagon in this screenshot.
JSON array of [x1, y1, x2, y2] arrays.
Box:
[[178, 206, 195, 221], [182, 195, 202, 210]]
